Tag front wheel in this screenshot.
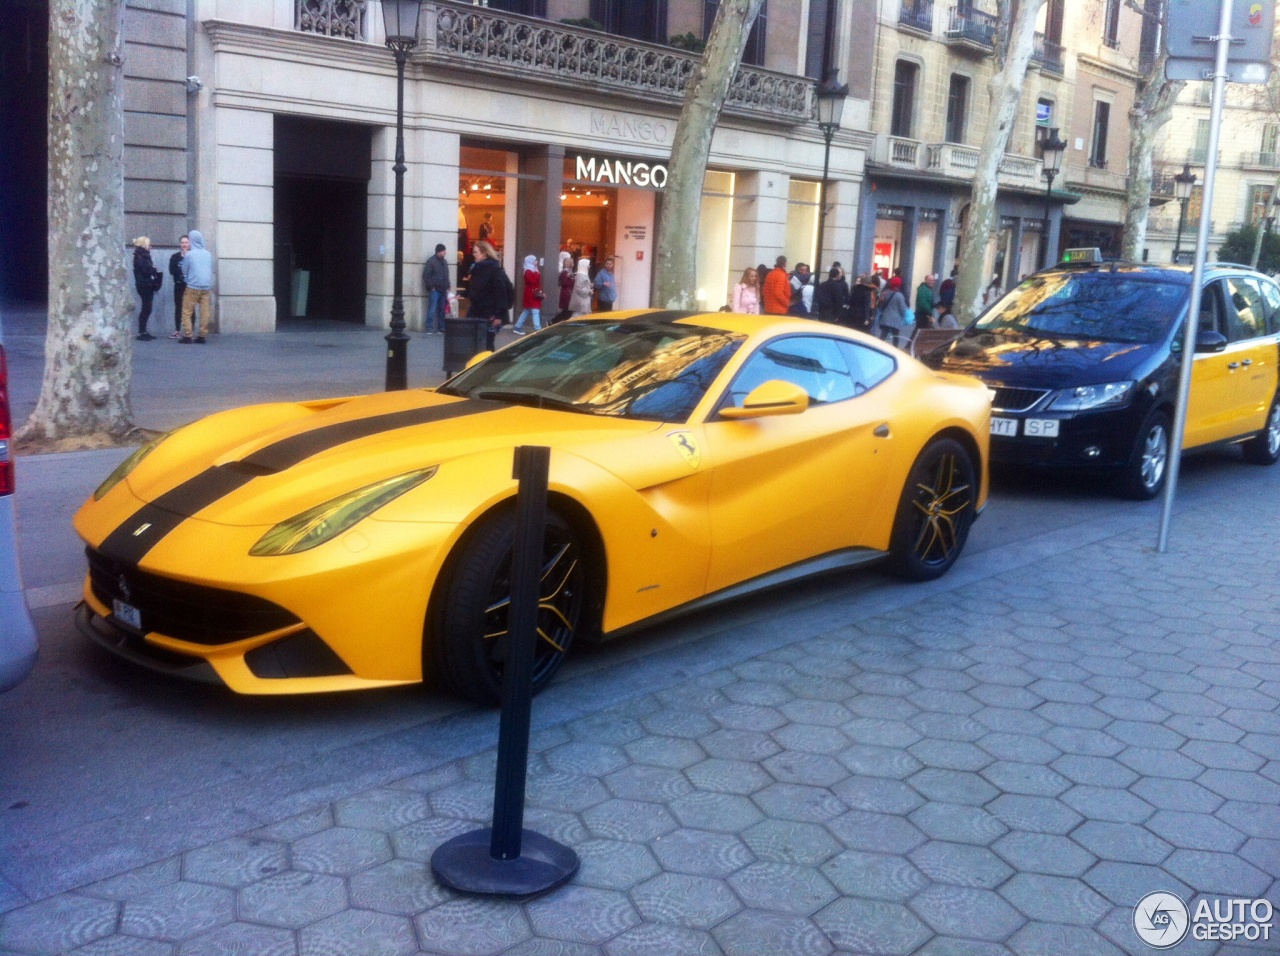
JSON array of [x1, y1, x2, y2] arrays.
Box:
[[1242, 395, 1280, 465], [430, 511, 584, 705], [1117, 409, 1170, 500], [887, 438, 977, 581]]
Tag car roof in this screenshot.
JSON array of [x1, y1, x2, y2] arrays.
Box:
[[1044, 260, 1273, 282], [578, 309, 856, 338]]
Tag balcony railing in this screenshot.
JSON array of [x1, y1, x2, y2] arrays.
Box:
[[946, 5, 996, 49], [999, 153, 1039, 183], [1032, 33, 1064, 75], [1240, 151, 1280, 168], [899, 0, 934, 32], [427, 2, 813, 123], [296, 0, 366, 39], [926, 142, 979, 176]]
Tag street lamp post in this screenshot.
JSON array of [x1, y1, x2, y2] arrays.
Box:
[[1172, 164, 1197, 264], [814, 72, 848, 278], [381, 0, 423, 391], [1038, 127, 1066, 269]]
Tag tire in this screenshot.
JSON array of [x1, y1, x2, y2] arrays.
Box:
[[1117, 409, 1171, 500], [430, 510, 584, 705], [888, 438, 977, 581], [1242, 394, 1280, 465]]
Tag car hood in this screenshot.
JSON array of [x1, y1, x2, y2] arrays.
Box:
[[935, 330, 1159, 389], [124, 390, 671, 526]]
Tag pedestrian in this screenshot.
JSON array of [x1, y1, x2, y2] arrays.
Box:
[[422, 242, 450, 334], [938, 267, 957, 310], [513, 253, 544, 334], [593, 255, 618, 311], [788, 263, 814, 316], [466, 240, 513, 351], [916, 274, 936, 328], [179, 230, 214, 344], [763, 256, 791, 315], [131, 237, 161, 341], [569, 257, 594, 316], [877, 275, 910, 347], [936, 304, 960, 330], [731, 267, 761, 314], [846, 275, 874, 331], [167, 235, 189, 338], [756, 262, 770, 291], [814, 266, 849, 322], [552, 251, 574, 323]]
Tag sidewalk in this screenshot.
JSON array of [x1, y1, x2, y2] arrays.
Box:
[[2, 309, 1277, 955]]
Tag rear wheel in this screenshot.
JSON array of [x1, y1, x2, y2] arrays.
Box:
[[431, 511, 583, 705], [888, 438, 977, 581], [1117, 410, 1170, 500], [1242, 395, 1280, 465]]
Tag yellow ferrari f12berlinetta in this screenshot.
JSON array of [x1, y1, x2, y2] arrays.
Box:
[[75, 311, 991, 703]]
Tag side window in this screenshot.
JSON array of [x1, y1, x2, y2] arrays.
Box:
[[1259, 278, 1280, 334], [1198, 281, 1226, 336], [725, 336, 857, 408], [837, 341, 897, 393], [1225, 276, 1267, 340]]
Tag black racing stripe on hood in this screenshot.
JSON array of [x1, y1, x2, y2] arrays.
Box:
[[97, 397, 504, 566], [624, 310, 703, 324]]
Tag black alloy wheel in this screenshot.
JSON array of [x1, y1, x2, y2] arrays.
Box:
[[1242, 394, 1280, 465], [888, 438, 977, 581], [432, 511, 584, 705]]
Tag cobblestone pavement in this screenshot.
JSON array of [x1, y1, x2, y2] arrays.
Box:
[[2, 486, 1278, 954]]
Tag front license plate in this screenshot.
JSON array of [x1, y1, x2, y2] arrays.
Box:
[[112, 599, 142, 631], [1023, 418, 1060, 438], [990, 417, 1018, 437]]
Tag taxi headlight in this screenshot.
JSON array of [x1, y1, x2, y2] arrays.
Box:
[[93, 431, 173, 500], [250, 467, 437, 557], [1047, 381, 1134, 411]]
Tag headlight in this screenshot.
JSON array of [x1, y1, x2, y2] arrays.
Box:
[[1047, 381, 1134, 411], [250, 467, 437, 557], [93, 431, 173, 500]]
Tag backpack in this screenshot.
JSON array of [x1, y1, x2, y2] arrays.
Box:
[[497, 269, 515, 313]]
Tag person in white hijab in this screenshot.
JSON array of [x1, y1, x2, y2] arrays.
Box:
[[569, 257, 594, 316], [513, 253, 543, 334]]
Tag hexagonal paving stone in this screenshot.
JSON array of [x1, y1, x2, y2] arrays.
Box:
[[712, 911, 833, 956], [735, 819, 833, 867], [814, 898, 932, 956], [846, 696, 919, 722], [1061, 786, 1155, 824], [1050, 755, 1139, 788], [1008, 922, 1125, 956], [652, 827, 754, 876], [698, 729, 782, 762], [566, 713, 645, 745], [909, 841, 1013, 889], [771, 724, 849, 755], [980, 761, 1071, 797], [388, 815, 476, 862], [623, 736, 706, 770], [722, 680, 791, 707], [837, 744, 922, 780], [415, 898, 531, 956], [292, 826, 392, 876], [642, 711, 719, 739], [544, 741, 629, 777], [349, 858, 451, 915], [603, 764, 693, 802], [1216, 800, 1280, 839], [830, 777, 922, 815], [0, 895, 118, 955], [584, 798, 679, 842], [986, 795, 1083, 836], [120, 881, 234, 941], [684, 758, 772, 795], [752, 783, 845, 823], [1083, 860, 1192, 907], [1071, 821, 1173, 865], [842, 718, 924, 749], [908, 740, 993, 773], [762, 752, 847, 788], [998, 873, 1110, 925], [1198, 768, 1280, 804], [910, 713, 989, 743], [526, 886, 642, 944], [821, 850, 928, 902], [712, 703, 787, 732], [238, 871, 347, 929], [992, 832, 1096, 877], [728, 862, 837, 916], [908, 769, 999, 806], [574, 838, 661, 891], [66, 936, 175, 956], [82, 858, 181, 902], [631, 873, 740, 930], [1145, 810, 1246, 853], [1131, 778, 1225, 813], [909, 885, 1026, 942], [780, 700, 852, 727], [604, 923, 720, 956], [252, 806, 334, 843], [1162, 849, 1273, 897], [827, 811, 927, 854], [299, 909, 416, 956], [333, 788, 430, 832], [183, 837, 287, 889], [1043, 727, 1124, 757], [909, 803, 1008, 845], [430, 780, 495, 820], [178, 921, 295, 956], [669, 791, 764, 832], [1119, 746, 1206, 779], [525, 770, 611, 814]]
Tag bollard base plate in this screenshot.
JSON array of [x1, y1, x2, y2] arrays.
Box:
[[431, 828, 579, 897]]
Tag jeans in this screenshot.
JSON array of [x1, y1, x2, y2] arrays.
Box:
[[426, 289, 447, 332], [514, 308, 541, 331]]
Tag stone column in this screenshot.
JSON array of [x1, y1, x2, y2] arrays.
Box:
[[516, 145, 564, 316], [213, 107, 275, 333], [730, 170, 791, 274]]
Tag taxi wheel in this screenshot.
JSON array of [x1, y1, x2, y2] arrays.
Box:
[[888, 438, 976, 581], [431, 510, 583, 706], [1242, 395, 1280, 465], [1118, 409, 1170, 500]]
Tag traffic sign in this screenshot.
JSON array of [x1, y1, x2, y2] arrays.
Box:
[[1165, 0, 1274, 84]]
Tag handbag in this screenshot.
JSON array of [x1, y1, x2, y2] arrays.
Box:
[[150, 270, 164, 292]]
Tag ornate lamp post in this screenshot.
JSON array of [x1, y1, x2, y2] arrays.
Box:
[[814, 72, 848, 278], [381, 0, 422, 391], [1038, 127, 1067, 269], [1172, 164, 1197, 263]]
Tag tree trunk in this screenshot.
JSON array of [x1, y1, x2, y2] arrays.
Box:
[[19, 0, 135, 444], [953, 0, 1045, 323], [652, 0, 764, 309]]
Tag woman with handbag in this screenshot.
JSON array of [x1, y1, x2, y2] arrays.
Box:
[[131, 237, 162, 341], [513, 254, 544, 334]]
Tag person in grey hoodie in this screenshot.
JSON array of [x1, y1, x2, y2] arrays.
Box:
[[179, 229, 215, 343]]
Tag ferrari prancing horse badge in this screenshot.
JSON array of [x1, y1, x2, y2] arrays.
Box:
[[667, 431, 701, 469]]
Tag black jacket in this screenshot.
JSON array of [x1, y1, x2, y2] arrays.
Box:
[[132, 247, 159, 295], [814, 277, 849, 321], [422, 253, 450, 292], [466, 258, 509, 321], [847, 284, 873, 328], [169, 250, 186, 288]]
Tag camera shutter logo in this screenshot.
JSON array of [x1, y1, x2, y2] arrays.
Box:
[[1135, 892, 1190, 949]]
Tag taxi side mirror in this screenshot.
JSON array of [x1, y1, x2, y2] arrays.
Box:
[[719, 380, 810, 420], [1194, 330, 1228, 353], [464, 350, 493, 370]]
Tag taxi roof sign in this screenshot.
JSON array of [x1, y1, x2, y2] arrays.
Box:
[[1062, 248, 1102, 263]]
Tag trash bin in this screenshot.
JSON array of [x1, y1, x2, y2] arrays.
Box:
[[443, 317, 489, 375]]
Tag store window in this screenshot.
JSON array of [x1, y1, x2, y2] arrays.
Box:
[[891, 61, 918, 138], [459, 144, 521, 285], [786, 180, 821, 272], [946, 74, 969, 144]]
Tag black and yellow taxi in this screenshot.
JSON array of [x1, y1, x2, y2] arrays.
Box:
[[926, 257, 1280, 498]]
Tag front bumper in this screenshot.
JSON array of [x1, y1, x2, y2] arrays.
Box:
[[988, 404, 1144, 472]]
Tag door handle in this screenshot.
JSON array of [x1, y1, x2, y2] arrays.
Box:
[[873, 423, 890, 438], [1241, 358, 1253, 367], [1228, 362, 1240, 370]]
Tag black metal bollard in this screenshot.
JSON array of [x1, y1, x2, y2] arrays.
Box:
[[430, 446, 579, 896]]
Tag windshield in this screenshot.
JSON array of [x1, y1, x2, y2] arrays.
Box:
[[440, 320, 745, 422], [975, 271, 1190, 344]]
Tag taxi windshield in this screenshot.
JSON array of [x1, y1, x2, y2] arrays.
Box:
[[439, 320, 745, 422], [975, 271, 1190, 344]]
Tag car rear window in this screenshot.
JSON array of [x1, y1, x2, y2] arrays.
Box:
[[975, 271, 1189, 344]]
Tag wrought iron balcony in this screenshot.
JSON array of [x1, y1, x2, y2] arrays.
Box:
[[1031, 33, 1064, 75], [425, 2, 813, 123], [899, 0, 934, 33], [945, 5, 996, 52], [296, 0, 366, 40], [1240, 151, 1280, 169]]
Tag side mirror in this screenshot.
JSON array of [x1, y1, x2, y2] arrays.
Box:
[[464, 350, 493, 370], [1194, 330, 1228, 353], [719, 380, 810, 420]]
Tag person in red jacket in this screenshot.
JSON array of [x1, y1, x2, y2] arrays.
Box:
[[513, 254, 543, 334], [763, 255, 792, 315]]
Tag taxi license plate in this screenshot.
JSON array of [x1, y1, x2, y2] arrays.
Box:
[[112, 599, 142, 631], [990, 417, 1018, 437], [1024, 418, 1060, 438]]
